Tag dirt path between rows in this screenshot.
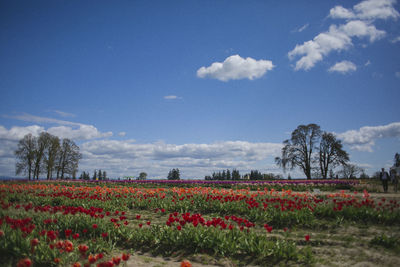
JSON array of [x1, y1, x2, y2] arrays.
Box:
[[306, 190, 400, 199], [126, 252, 232, 267]]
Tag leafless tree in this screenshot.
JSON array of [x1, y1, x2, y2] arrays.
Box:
[[44, 134, 60, 180], [15, 134, 36, 180], [318, 132, 349, 179], [275, 124, 322, 179], [338, 164, 363, 179], [56, 139, 82, 179]]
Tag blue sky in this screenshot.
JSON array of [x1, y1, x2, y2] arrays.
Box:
[[1, 0, 399, 178]]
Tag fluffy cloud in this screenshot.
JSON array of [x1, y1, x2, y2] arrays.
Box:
[[336, 122, 400, 151], [329, 6, 357, 19], [82, 140, 282, 161], [289, 0, 397, 71], [47, 125, 112, 140], [0, 125, 45, 141], [329, 0, 399, 21], [197, 55, 274, 81], [6, 113, 112, 141], [288, 20, 385, 70], [328, 60, 357, 73]]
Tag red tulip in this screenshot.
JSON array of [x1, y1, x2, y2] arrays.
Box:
[[305, 235, 310, 242], [30, 238, 39, 247], [17, 258, 32, 267], [65, 229, 72, 237], [78, 244, 89, 255], [112, 256, 121, 265], [181, 260, 192, 267], [122, 253, 130, 261]]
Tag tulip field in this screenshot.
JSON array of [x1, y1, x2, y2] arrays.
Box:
[[1, 180, 400, 266]]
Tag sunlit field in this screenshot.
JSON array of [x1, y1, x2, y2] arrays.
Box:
[[1, 179, 399, 267]]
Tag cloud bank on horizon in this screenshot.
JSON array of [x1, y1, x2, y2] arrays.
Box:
[[1, 113, 399, 178]]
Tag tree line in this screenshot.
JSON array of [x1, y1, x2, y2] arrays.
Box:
[[204, 169, 282, 180], [167, 168, 180, 180], [79, 169, 107, 180], [15, 133, 82, 180]]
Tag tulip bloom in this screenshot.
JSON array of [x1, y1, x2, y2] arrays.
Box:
[[122, 253, 130, 261], [78, 244, 89, 255], [181, 260, 192, 267], [305, 235, 310, 242]]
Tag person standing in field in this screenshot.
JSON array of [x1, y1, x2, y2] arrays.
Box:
[[380, 168, 390, 193], [390, 168, 398, 193]]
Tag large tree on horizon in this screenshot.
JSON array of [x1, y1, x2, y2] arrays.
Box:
[[275, 124, 322, 179], [16, 133, 82, 180], [275, 124, 351, 179], [43, 134, 60, 180], [15, 133, 36, 180], [56, 138, 82, 179], [318, 132, 349, 179]]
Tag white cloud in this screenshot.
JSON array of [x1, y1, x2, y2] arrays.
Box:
[[391, 36, 400, 43], [328, 60, 357, 73], [8, 113, 82, 127], [164, 95, 181, 100], [197, 55, 274, 81], [341, 20, 386, 41], [395, 71, 400, 78], [336, 122, 400, 151], [329, 0, 399, 21], [6, 113, 112, 140], [78, 140, 283, 178], [53, 110, 75, 118], [289, 0, 397, 71], [118, 132, 126, 137], [292, 23, 309, 33], [0, 125, 45, 141], [82, 140, 282, 162], [365, 60, 371, 66], [288, 20, 385, 70], [47, 125, 112, 140], [329, 6, 356, 19]]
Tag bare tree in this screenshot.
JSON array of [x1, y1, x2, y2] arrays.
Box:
[[275, 124, 322, 179], [15, 134, 37, 180], [33, 132, 53, 179], [318, 132, 349, 179], [44, 134, 60, 180], [338, 164, 363, 179], [56, 139, 82, 179]]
